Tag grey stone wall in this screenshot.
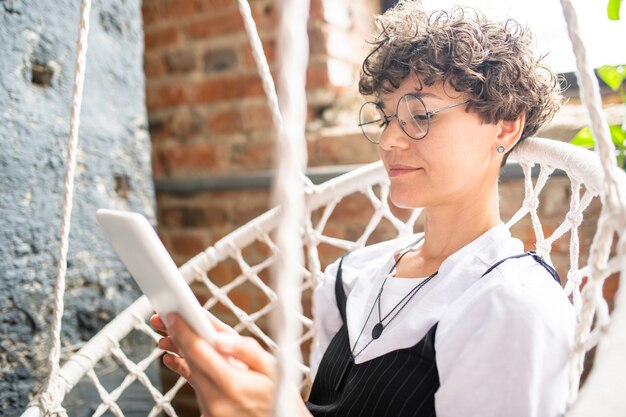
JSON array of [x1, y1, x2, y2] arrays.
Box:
[[0, 1, 157, 415]]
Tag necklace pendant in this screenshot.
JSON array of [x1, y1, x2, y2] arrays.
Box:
[[372, 322, 384, 339]]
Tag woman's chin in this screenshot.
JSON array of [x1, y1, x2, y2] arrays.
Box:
[[388, 195, 426, 211]]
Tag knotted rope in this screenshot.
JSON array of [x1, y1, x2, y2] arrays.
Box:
[[25, 1, 92, 416], [559, 0, 626, 413]]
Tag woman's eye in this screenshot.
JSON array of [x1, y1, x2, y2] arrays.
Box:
[[413, 114, 429, 122]]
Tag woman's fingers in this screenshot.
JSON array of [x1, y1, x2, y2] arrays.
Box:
[[213, 333, 276, 377], [158, 336, 182, 356], [166, 313, 233, 384], [205, 310, 238, 336], [163, 353, 192, 381], [149, 314, 167, 333], [151, 311, 238, 337]]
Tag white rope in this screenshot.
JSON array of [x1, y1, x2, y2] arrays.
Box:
[[26, 1, 92, 416], [19, 0, 626, 414], [559, 0, 623, 210], [236, 0, 282, 130], [236, 0, 315, 191], [23, 135, 626, 416], [559, 0, 626, 414], [271, 0, 310, 415]]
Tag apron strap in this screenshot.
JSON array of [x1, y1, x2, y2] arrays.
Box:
[[334, 255, 348, 324], [481, 250, 561, 284]]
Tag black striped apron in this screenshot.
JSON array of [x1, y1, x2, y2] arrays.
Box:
[[306, 250, 559, 417]]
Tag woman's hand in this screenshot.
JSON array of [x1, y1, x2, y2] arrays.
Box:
[[149, 311, 238, 382], [149, 312, 311, 417]]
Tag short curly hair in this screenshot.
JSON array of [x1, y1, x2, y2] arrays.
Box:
[[359, 1, 562, 148]]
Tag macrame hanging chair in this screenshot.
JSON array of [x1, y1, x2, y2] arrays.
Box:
[[21, 0, 626, 416]]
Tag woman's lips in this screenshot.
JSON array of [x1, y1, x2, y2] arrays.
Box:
[[388, 164, 422, 177]]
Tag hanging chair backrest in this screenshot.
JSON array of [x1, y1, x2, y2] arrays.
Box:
[[37, 136, 626, 417]]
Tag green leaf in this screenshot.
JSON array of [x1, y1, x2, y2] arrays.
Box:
[[608, 0, 623, 20], [570, 126, 595, 148], [597, 65, 626, 91], [610, 124, 626, 147], [613, 125, 625, 168]]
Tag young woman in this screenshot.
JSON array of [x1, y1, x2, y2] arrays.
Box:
[[151, 2, 574, 416]]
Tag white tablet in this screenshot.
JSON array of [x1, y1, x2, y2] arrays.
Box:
[[96, 208, 216, 344]]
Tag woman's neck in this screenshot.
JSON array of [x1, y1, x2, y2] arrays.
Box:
[[420, 186, 501, 263]]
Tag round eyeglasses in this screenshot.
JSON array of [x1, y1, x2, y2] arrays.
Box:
[[358, 94, 470, 144]]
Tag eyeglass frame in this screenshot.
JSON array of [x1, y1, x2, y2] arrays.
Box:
[[358, 93, 471, 144]]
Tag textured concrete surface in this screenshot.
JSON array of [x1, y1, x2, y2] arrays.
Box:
[[0, 1, 157, 415]]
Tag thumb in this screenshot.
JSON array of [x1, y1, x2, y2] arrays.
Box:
[[214, 333, 276, 377]]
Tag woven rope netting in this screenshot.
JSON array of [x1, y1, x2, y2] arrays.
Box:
[[24, 138, 626, 416], [21, 0, 626, 416]]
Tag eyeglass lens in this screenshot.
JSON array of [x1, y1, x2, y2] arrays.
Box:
[[359, 94, 429, 143], [359, 95, 429, 144]]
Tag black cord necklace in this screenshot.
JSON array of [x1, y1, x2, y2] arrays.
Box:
[[350, 237, 438, 360], [371, 270, 438, 339]]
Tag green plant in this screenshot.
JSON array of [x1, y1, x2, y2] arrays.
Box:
[[569, 2, 626, 169], [608, 0, 623, 20], [570, 64, 626, 168]]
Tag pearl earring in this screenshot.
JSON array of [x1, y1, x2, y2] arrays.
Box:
[[497, 145, 506, 154]]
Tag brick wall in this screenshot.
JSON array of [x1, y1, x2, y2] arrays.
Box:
[[143, 0, 380, 412], [142, 0, 619, 413]]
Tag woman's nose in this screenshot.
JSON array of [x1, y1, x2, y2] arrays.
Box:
[[378, 115, 410, 150]]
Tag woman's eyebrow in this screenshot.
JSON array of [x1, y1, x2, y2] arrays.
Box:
[[412, 91, 441, 99]]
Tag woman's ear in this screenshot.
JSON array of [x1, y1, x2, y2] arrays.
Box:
[[496, 113, 526, 152]]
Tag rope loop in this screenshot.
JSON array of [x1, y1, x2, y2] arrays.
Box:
[[566, 211, 584, 227], [38, 390, 69, 417], [536, 241, 551, 257], [523, 196, 540, 211]]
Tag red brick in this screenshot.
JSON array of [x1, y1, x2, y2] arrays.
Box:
[[165, 49, 197, 74], [172, 234, 206, 257], [169, 107, 205, 138], [232, 190, 271, 224], [312, 131, 378, 165], [163, 0, 197, 19], [332, 194, 377, 224], [207, 109, 240, 135], [149, 108, 204, 143], [185, 12, 243, 39], [240, 105, 274, 133], [251, 1, 278, 31], [146, 83, 188, 111], [227, 284, 254, 314], [144, 0, 194, 23], [194, 0, 235, 13], [144, 53, 167, 80], [144, 26, 179, 50], [242, 38, 276, 67], [189, 76, 265, 104], [161, 206, 229, 228], [306, 62, 330, 90], [154, 142, 228, 175], [141, 2, 160, 27], [206, 260, 242, 288], [231, 140, 274, 169]]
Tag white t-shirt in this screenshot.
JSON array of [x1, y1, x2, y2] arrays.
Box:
[[310, 223, 575, 417]]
